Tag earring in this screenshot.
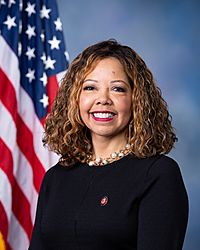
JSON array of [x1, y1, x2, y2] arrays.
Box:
[[128, 122, 133, 145]]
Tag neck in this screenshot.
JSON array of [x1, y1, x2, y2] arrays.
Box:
[[91, 134, 127, 159]]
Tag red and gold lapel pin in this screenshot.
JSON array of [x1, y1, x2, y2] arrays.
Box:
[[100, 196, 109, 206]]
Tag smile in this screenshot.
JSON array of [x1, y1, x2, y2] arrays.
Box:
[[93, 112, 114, 118], [91, 112, 116, 122]]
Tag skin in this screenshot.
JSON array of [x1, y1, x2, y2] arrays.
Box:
[[79, 57, 132, 159]]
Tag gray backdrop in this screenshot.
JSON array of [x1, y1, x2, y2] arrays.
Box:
[[57, 0, 200, 249]]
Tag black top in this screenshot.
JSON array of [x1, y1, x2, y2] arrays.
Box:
[[29, 154, 188, 250]]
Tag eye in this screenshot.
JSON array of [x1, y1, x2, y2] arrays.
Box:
[[112, 86, 126, 92], [83, 86, 95, 91]]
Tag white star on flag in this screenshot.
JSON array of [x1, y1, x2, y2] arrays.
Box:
[[40, 94, 49, 108], [19, 21, 22, 33], [65, 51, 70, 61], [19, 1, 23, 10], [54, 17, 62, 31], [40, 52, 46, 63], [26, 46, 35, 60], [48, 36, 61, 50], [26, 68, 35, 83], [3, 15, 16, 30], [26, 24, 36, 39], [25, 2, 36, 17], [40, 32, 45, 42], [1, 0, 6, 5], [40, 5, 51, 19], [8, 0, 15, 7], [40, 72, 48, 87], [18, 42, 22, 56], [44, 56, 56, 69]]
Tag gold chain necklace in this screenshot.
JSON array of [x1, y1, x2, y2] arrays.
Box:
[[87, 144, 132, 166]]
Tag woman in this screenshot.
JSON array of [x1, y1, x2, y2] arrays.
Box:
[[29, 40, 188, 250]]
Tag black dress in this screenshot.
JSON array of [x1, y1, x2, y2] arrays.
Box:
[[29, 154, 188, 250]]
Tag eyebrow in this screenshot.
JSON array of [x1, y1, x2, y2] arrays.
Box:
[[83, 79, 98, 83], [83, 79, 129, 85], [110, 80, 128, 85]]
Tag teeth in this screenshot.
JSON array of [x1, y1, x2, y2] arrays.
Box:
[[93, 113, 114, 118]]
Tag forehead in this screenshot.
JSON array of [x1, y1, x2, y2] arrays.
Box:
[[85, 57, 124, 76]]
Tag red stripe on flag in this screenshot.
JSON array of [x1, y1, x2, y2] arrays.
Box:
[[17, 116, 45, 191], [47, 75, 59, 113], [0, 201, 11, 250], [0, 139, 33, 240], [40, 75, 59, 125], [0, 68, 45, 192]]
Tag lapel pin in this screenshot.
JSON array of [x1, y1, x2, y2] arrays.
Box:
[[100, 196, 108, 206]]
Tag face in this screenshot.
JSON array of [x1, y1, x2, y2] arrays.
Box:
[[79, 57, 132, 142]]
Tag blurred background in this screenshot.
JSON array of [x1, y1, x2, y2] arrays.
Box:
[[57, 0, 200, 249]]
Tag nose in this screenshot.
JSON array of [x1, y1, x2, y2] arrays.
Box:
[[95, 88, 112, 105]]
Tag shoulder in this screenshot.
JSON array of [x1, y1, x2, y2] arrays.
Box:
[[43, 162, 61, 179], [127, 154, 184, 193], [40, 162, 75, 187], [126, 154, 180, 177], [146, 154, 181, 179], [141, 155, 186, 195], [134, 155, 188, 206]]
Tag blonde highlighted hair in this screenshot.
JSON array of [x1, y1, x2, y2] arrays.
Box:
[[43, 39, 177, 166]]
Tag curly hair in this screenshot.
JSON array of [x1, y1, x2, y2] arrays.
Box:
[[43, 39, 177, 166]]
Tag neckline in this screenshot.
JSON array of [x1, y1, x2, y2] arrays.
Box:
[[83, 153, 133, 169]]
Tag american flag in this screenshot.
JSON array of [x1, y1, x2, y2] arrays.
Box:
[[0, 0, 69, 249]]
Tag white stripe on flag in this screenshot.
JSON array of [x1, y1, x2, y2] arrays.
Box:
[[8, 213, 29, 250], [0, 168, 12, 223], [19, 87, 59, 169], [0, 101, 38, 223], [0, 35, 20, 92], [57, 70, 66, 85]]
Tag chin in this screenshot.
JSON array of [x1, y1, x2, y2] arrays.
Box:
[[91, 128, 126, 138]]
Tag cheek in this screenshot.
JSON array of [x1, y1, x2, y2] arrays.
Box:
[[79, 95, 91, 115], [117, 98, 132, 116]]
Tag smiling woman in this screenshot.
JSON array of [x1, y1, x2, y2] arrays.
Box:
[[29, 40, 188, 250], [43, 40, 178, 165]]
